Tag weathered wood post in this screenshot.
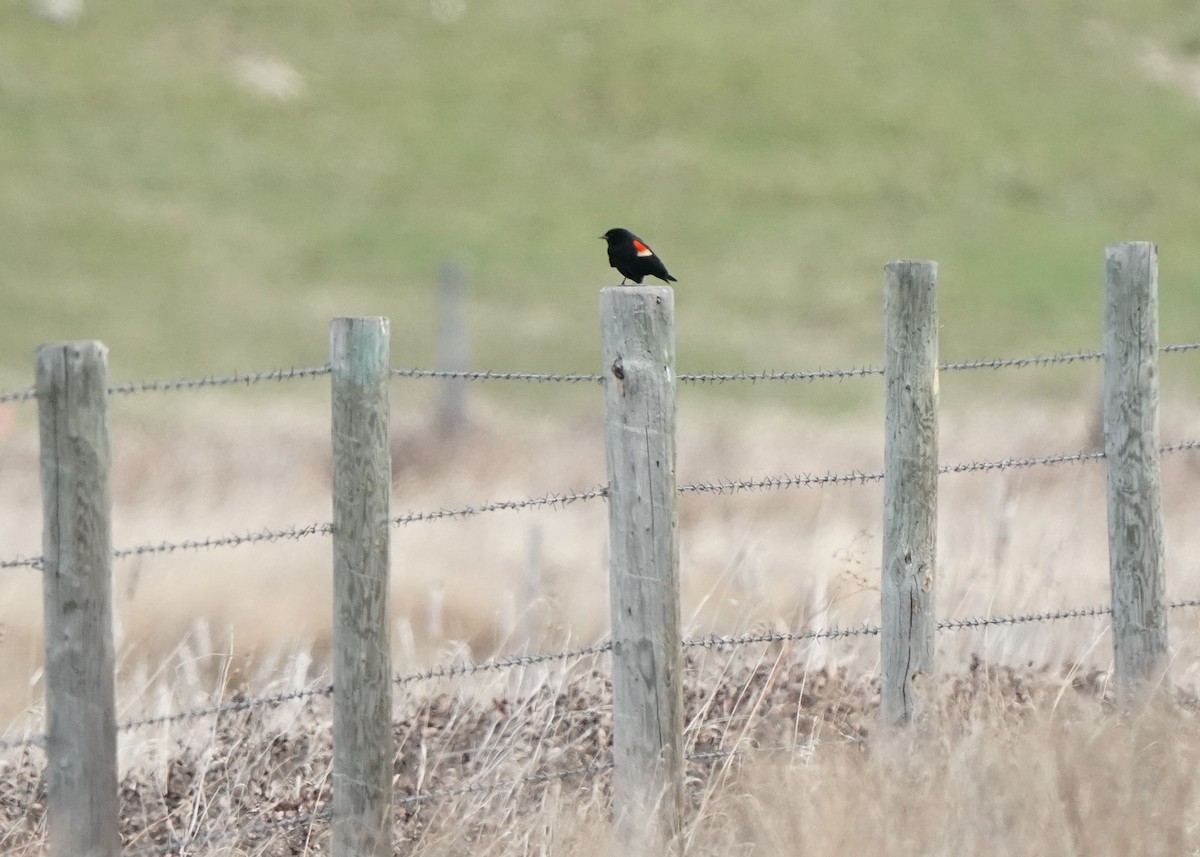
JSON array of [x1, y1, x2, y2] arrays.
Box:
[[36, 341, 119, 857], [1103, 242, 1167, 699], [330, 317, 394, 856], [881, 261, 939, 727], [600, 286, 683, 854]]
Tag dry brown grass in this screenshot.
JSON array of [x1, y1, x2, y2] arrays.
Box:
[[3, 385, 1200, 852]]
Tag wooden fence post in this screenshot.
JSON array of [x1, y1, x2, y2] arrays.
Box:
[[330, 317, 394, 856], [36, 341, 119, 857], [1103, 242, 1167, 699], [600, 286, 683, 854], [881, 261, 939, 727]]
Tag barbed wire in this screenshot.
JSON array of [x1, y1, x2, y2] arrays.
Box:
[[393, 368, 602, 383], [1, 520, 333, 569], [939, 349, 1102, 372], [940, 449, 1106, 475], [4, 340, 1198, 404], [0, 386, 36, 403], [680, 470, 883, 494], [0, 366, 333, 405], [107, 366, 332, 396], [8, 437, 1200, 574], [93, 644, 616, 742], [394, 641, 612, 687], [685, 624, 880, 649], [6, 596, 1200, 754], [392, 486, 609, 526], [937, 604, 1112, 631], [117, 683, 335, 735], [680, 366, 883, 384]]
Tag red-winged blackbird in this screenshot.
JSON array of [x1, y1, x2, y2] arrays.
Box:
[[600, 227, 677, 285]]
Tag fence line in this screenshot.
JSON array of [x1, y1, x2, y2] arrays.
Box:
[[4, 340, 1200, 405], [10, 243, 1200, 854], [9, 597, 1200, 755], [5, 441, 1200, 574]]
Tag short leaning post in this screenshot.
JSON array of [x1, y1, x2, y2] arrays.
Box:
[[36, 341, 120, 857], [330, 317, 394, 857], [600, 286, 684, 855], [1103, 242, 1167, 700], [881, 261, 939, 727]]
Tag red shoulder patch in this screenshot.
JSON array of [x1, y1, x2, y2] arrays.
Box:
[[633, 239, 653, 257]]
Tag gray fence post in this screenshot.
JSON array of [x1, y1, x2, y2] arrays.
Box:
[[330, 317, 394, 856], [1103, 242, 1167, 699], [600, 286, 683, 854], [881, 261, 939, 727], [36, 341, 119, 857]]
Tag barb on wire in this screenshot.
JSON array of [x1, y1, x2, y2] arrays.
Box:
[[392, 368, 601, 383], [107, 365, 331, 397], [107, 644, 612, 736], [939, 350, 1102, 372], [113, 521, 333, 561], [393, 486, 608, 526], [940, 449, 1106, 475], [680, 471, 883, 495], [4, 339, 1199, 405], [938, 604, 1112, 632], [0, 386, 36, 403], [685, 624, 879, 649], [5, 439, 1199, 575], [679, 366, 884, 384], [394, 642, 613, 686], [117, 683, 334, 735]]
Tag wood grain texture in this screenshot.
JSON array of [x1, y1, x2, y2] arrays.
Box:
[[600, 286, 683, 854], [881, 261, 939, 727], [36, 341, 119, 857], [1103, 242, 1167, 699], [330, 317, 394, 857]]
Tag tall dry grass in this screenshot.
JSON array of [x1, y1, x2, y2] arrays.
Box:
[[3, 386, 1200, 852]]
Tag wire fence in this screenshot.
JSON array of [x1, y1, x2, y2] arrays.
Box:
[[6, 439, 1200, 573], [2, 340, 1199, 405], [5, 336, 1200, 852], [5, 595, 1200, 756]]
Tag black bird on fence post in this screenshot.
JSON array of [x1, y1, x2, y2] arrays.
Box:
[[601, 228, 677, 285]]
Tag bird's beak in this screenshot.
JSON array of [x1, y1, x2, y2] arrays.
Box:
[[598, 235, 605, 240]]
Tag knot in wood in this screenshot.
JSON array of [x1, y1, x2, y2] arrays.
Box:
[[611, 358, 625, 381]]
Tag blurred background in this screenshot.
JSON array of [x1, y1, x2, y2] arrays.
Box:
[[2, 0, 1199, 387], [4, 0, 1200, 727]]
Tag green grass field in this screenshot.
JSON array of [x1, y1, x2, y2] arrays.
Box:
[[3, 0, 1200, 392]]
